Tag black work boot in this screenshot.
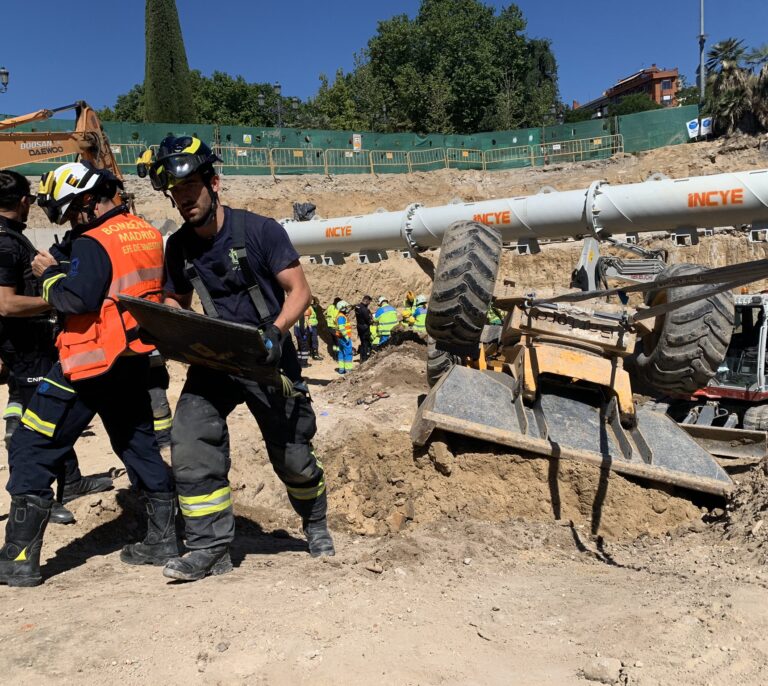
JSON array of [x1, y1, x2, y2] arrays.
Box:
[[289, 490, 335, 557], [0, 495, 52, 587], [120, 492, 180, 566], [304, 519, 335, 557], [163, 545, 232, 581], [61, 474, 114, 504], [49, 501, 75, 525]]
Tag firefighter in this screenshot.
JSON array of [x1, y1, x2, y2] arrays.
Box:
[[146, 136, 334, 582], [0, 169, 112, 526], [412, 294, 428, 334], [373, 296, 399, 346], [40, 211, 175, 450], [335, 300, 353, 374], [0, 162, 178, 587]]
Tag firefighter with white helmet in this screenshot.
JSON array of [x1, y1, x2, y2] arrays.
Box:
[[0, 161, 176, 587]]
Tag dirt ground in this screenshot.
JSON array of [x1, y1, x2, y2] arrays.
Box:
[[3, 137, 768, 685]]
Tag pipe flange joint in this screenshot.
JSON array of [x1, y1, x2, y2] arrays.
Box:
[[402, 202, 427, 253], [585, 180, 607, 238]]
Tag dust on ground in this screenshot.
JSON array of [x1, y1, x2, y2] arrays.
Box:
[[3, 138, 768, 685]]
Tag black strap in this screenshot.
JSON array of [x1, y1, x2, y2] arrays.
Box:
[[181, 209, 273, 325], [229, 209, 272, 324]]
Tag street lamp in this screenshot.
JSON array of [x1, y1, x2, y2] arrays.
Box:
[[258, 83, 292, 127], [0, 67, 9, 94]]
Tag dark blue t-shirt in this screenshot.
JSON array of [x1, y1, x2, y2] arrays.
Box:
[[164, 207, 299, 327]]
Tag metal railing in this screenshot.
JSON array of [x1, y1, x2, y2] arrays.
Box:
[[407, 148, 447, 172], [370, 149, 410, 174], [484, 144, 534, 170], [446, 148, 484, 170], [43, 134, 625, 178], [325, 148, 371, 174], [268, 147, 326, 175]]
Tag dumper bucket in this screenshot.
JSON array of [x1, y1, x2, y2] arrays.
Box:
[[678, 424, 767, 468], [411, 365, 733, 496]]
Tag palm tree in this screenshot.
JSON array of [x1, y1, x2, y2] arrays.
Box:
[[706, 38, 746, 75], [705, 38, 753, 134], [745, 44, 768, 71]]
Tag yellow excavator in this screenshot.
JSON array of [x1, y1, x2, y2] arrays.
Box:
[[0, 100, 125, 190]]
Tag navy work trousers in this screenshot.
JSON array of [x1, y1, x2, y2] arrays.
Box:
[[7, 356, 173, 499]]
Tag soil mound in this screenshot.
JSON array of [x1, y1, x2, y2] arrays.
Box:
[[323, 427, 701, 542], [722, 461, 768, 562]]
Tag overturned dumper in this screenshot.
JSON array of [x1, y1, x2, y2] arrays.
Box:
[[284, 169, 768, 496]]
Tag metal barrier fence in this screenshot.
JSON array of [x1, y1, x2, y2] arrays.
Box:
[[446, 148, 484, 170], [484, 144, 534, 170], [269, 148, 326, 175], [370, 150, 410, 174], [11, 134, 623, 178], [407, 148, 447, 172], [325, 148, 371, 174]]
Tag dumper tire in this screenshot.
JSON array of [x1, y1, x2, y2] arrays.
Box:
[[426, 220, 502, 351], [743, 404, 768, 431], [426, 338, 462, 388], [633, 263, 734, 395]]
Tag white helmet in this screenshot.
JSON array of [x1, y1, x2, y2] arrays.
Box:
[[415, 294, 428, 306], [37, 162, 121, 225], [377, 296, 388, 305], [337, 300, 351, 312]]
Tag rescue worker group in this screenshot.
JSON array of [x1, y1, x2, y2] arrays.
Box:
[[0, 137, 504, 588]]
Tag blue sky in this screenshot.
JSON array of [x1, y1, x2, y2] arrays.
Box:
[[1, 0, 766, 117]]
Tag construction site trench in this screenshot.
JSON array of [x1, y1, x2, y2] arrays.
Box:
[[4, 135, 768, 685]]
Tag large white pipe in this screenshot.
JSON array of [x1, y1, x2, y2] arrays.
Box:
[[282, 169, 768, 255]]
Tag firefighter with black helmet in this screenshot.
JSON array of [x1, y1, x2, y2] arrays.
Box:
[[143, 135, 334, 582], [0, 162, 177, 587]]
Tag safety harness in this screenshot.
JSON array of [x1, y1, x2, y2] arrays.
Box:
[[182, 209, 272, 326]]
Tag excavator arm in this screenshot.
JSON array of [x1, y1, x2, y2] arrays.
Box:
[[0, 101, 122, 178], [0, 100, 131, 210]]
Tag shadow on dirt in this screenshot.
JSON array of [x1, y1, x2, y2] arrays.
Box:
[[41, 489, 306, 580]]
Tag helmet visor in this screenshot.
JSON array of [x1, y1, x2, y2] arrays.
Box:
[[149, 152, 216, 191]]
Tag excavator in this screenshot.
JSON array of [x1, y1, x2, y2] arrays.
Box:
[[0, 101, 127, 196]]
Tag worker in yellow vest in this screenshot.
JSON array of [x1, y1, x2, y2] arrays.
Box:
[[413, 294, 428, 334], [308, 297, 322, 360], [374, 296, 399, 346], [335, 301, 354, 374], [400, 290, 416, 329], [325, 297, 340, 358]]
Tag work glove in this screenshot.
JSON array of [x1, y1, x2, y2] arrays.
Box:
[[262, 324, 283, 366]]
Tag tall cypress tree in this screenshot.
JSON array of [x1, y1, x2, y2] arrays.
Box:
[[144, 0, 196, 122]]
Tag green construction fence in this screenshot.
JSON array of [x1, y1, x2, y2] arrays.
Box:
[[3, 105, 700, 176]]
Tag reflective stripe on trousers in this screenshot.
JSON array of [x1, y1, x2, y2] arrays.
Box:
[[178, 486, 233, 518]]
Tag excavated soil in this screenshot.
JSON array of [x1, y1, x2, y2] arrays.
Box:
[[4, 137, 768, 685]]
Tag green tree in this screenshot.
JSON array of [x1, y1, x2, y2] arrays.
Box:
[[144, 0, 196, 122], [562, 105, 595, 123], [608, 93, 662, 117], [99, 84, 145, 121], [364, 0, 556, 133]]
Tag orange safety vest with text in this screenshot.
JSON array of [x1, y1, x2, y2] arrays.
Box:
[[57, 213, 164, 381]]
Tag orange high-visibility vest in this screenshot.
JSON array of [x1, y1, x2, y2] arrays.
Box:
[[335, 312, 351, 339], [57, 213, 163, 381]]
